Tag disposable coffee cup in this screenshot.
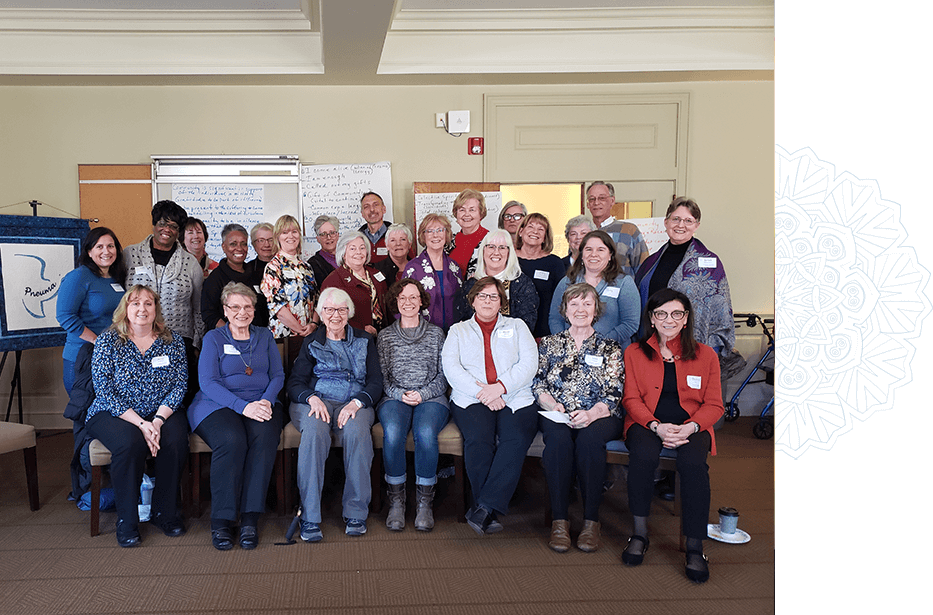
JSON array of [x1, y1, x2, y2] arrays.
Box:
[[718, 507, 739, 534]]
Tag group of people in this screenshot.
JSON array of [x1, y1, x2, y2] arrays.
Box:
[[57, 183, 736, 584]]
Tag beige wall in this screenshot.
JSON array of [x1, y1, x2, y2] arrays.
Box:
[[0, 80, 773, 427]]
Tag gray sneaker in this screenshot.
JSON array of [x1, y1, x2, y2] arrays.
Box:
[[300, 521, 323, 543], [344, 518, 367, 536]]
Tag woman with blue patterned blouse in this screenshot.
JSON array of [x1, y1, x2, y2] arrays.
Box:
[[534, 283, 624, 554], [261, 214, 319, 368], [85, 285, 189, 548]]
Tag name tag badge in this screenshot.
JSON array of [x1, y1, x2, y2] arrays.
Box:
[[373, 271, 386, 282], [584, 354, 603, 367], [497, 328, 514, 339], [376, 247, 388, 256], [687, 375, 702, 389], [533, 269, 549, 280], [134, 266, 154, 279], [602, 286, 620, 299], [152, 355, 170, 368], [698, 257, 717, 269], [253, 285, 261, 293], [223, 344, 241, 356], [110, 283, 124, 293]]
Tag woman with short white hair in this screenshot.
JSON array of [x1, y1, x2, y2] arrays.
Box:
[[374, 223, 413, 285], [320, 231, 388, 335]]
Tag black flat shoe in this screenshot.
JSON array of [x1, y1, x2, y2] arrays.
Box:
[[685, 550, 710, 583], [238, 525, 258, 550], [621, 535, 649, 566], [116, 519, 140, 548], [151, 514, 186, 537], [211, 527, 234, 551], [465, 505, 492, 535]]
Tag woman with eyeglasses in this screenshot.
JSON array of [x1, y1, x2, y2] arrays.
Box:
[[188, 283, 284, 551], [403, 214, 462, 331], [497, 200, 527, 245], [376, 279, 449, 531], [448, 189, 489, 279], [442, 277, 538, 535], [455, 228, 538, 334], [620, 288, 724, 584], [548, 230, 640, 349], [634, 197, 739, 376], [308, 215, 340, 286]]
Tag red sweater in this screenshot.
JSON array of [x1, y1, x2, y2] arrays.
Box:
[[622, 335, 724, 455], [449, 227, 488, 277]]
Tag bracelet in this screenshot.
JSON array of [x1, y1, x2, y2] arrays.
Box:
[[152, 415, 166, 424], [693, 422, 700, 434], [649, 421, 659, 434]]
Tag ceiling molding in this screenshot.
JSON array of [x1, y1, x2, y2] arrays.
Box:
[[0, 8, 314, 32]]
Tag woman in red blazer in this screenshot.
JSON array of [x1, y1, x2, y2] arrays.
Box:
[[621, 288, 724, 584], [320, 231, 389, 335]]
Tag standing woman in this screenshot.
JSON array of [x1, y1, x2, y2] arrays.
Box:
[[374, 224, 414, 285], [320, 231, 388, 335], [515, 213, 566, 337], [261, 214, 318, 367], [376, 279, 449, 531], [188, 283, 285, 551], [548, 230, 640, 349], [534, 283, 624, 553], [308, 215, 340, 285], [443, 277, 539, 535], [561, 216, 597, 271], [456, 229, 539, 334], [621, 289, 724, 583], [634, 197, 739, 376], [183, 218, 218, 279], [403, 213, 462, 331], [85, 285, 189, 547], [498, 200, 527, 245], [448, 189, 489, 278], [57, 227, 128, 502]]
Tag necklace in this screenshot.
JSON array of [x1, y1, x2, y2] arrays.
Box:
[[233, 335, 254, 376]]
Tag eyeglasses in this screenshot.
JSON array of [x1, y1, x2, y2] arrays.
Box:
[[484, 244, 510, 252], [155, 220, 180, 231], [254, 238, 274, 245], [586, 196, 613, 204], [667, 216, 698, 226], [475, 293, 500, 302], [424, 228, 446, 235], [317, 231, 338, 238], [397, 295, 421, 304], [321, 306, 349, 316], [502, 213, 525, 222], [651, 309, 688, 321], [224, 304, 255, 312]]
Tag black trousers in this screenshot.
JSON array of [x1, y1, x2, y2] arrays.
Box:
[[539, 414, 623, 522], [194, 405, 284, 523], [625, 423, 712, 539], [86, 410, 189, 525]]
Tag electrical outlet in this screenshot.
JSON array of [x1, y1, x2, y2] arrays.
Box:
[[435, 113, 446, 128]]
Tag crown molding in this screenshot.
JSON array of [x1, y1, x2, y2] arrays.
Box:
[[0, 8, 314, 32]]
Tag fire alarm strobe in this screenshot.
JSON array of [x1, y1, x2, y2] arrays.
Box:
[[468, 137, 484, 155]]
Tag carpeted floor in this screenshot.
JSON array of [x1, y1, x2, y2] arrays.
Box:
[[0, 418, 773, 614]]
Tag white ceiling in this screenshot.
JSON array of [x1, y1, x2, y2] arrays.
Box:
[[0, 0, 774, 85]]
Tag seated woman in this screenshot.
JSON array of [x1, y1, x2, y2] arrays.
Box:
[[376, 279, 449, 532], [321, 231, 388, 335], [188, 282, 285, 551], [549, 230, 640, 349], [84, 285, 189, 548], [287, 288, 383, 542], [442, 277, 538, 535], [455, 228, 538, 334], [621, 288, 724, 584], [534, 283, 624, 553]]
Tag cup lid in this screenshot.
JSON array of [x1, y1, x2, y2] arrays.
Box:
[[718, 506, 739, 516]]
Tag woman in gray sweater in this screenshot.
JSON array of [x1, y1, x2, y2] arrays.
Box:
[[376, 278, 449, 532]]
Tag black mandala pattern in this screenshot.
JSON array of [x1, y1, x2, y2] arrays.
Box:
[[775, 146, 931, 458]]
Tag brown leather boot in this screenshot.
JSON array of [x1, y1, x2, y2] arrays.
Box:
[[576, 520, 600, 552], [385, 483, 405, 531], [548, 519, 571, 552]]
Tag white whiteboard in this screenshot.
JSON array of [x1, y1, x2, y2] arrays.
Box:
[[300, 162, 394, 253], [171, 184, 266, 262], [627, 217, 669, 254], [413, 191, 503, 247]]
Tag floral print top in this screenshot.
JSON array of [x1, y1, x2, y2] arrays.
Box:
[[532, 330, 624, 417], [261, 252, 318, 339], [403, 250, 462, 330]]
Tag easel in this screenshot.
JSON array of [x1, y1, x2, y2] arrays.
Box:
[[0, 350, 23, 422]]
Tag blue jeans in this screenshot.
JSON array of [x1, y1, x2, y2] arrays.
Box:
[[377, 399, 449, 486]]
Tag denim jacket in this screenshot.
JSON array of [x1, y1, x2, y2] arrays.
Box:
[[287, 325, 383, 408]]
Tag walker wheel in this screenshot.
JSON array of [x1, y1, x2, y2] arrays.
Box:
[[724, 402, 740, 422], [753, 418, 773, 439]]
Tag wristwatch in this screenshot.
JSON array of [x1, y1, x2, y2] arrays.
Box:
[[352, 398, 363, 409]]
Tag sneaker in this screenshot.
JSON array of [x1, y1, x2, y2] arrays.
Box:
[[300, 521, 323, 543], [344, 518, 367, 536], [486, 512, 504, 534]]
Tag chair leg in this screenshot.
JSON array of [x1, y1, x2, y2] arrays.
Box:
[[273, 450, 285, 516], [454, 455, 467, 523], [371, 451, 384, 513], [282, 449, 295, 514], [90, 465, 102, 537], [23, 445, 39, 511], [189, 452, 203, 518], [675, 471, 685, 552]]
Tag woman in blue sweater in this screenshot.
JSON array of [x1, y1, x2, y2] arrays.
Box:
[[188, 282, 285, 551], [56, 227, 128, 392]]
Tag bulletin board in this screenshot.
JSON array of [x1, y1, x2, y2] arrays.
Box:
[[412, 182, 501, 247]]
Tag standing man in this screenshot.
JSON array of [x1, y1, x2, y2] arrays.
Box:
[[201, 223, 270, 331], [358, 191, 414, 264], [585, 181, 649, 278], [247, 222, 276, 275]]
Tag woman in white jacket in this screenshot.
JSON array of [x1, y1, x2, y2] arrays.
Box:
[[442, 276, 539, 535]]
